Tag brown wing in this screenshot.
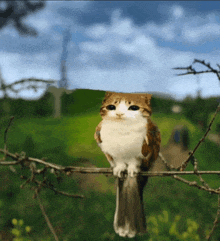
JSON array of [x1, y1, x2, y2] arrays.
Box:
[[94, 121, 114, 167], [141, 118, 161, 170], [94, 121, 102, 144]]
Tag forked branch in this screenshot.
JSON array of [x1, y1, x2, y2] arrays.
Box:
[[173, 59, 220, 81]]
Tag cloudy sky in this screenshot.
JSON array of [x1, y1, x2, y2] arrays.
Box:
[[1, 1, 220, 100]]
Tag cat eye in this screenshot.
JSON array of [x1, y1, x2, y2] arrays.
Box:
[[106, 105, 116, 110], [128, 105, 140, 111]]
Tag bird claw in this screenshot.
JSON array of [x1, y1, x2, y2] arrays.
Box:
[[113, 164, 127, 178], [113, 163, 140, 178], [127, 165, 140, 177]]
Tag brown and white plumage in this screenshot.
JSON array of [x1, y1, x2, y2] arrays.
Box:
[[94, 91, 161, 238]]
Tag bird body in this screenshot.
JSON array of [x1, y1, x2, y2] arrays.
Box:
[[94, 91, 161, 238]]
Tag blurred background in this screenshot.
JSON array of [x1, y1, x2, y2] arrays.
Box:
[[0, 1, 220, 240]]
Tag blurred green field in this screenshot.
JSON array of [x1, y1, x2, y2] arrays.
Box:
[[0, 106, 220, 240]]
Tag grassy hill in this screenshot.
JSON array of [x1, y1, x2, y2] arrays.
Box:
[[62, 89, 106, 116]]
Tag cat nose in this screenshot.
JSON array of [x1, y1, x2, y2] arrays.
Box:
[[116, 113, 124, 117]]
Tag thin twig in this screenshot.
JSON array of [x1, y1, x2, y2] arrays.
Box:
[[194, 59, 220, 81], [159, 152, 176, 170], [173, 175, 220, 194], [179, 104, 220, 171], [1, 150, 220, 177], [35, 190, 59, 241], [4, 116, 14, 155], [160, 152, 212, 191], [175, 70, 214, 76], [173, 59, 220, 81], [20, 175, 85, 198], [6, 78, 55, 89], [2, 149, 220, 195], [193, 157, 210, 189], [50, 188, 84, 198], [0, 153, 220, 177], [206, 194, 220, 240], [5, 78, 55, 94], [1, 156, 220, 177]]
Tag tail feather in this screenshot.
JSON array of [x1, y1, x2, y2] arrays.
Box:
[[114, 176, 148, 238]]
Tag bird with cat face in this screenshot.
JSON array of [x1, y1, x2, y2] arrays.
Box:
[[94, 91, 161, 238]]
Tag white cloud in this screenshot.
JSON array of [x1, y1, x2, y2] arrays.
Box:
[[182, 22, 220, 43], [1, 2, 220, 100], [74, 7, 220, 99], [0, 51, 59, 83], [142, 7, 220, 44], [86, 25, 107, 39], [69, 66, 152, 93], [118, 35, 156, 57], [171, 5, 184, 19], [25, 1, 90, 35], [145, 22, 176, 41], [86, 9, 136, 40], [81, 41, 111, 54], [110, 9, 134, 37], [26, 15, 52, 33]]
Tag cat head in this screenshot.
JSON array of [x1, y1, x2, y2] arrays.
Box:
[[100, 91, 152, 121]]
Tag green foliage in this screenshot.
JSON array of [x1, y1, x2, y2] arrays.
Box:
[[147, 210, 200, 241], [153, 113, 196, 146], [11, 219, 53, 241], [62, 89, 106, 116], [208, 111, 220, 133], [10, 211, 202, 241], [151, 96, 176, 114], [181, 96, 218, 129], [0, 89, 218, 127], [0, 92, 53, 119], [11, 218, 31, 241]]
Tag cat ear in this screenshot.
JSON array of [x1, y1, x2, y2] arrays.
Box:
[[141, 94, 152, 105], [102, 91, 113, 103], [146, 94, 152, 105], [143, 94, 152, 116], [105, 91, 113, 98], [146, 94, 152, 102]]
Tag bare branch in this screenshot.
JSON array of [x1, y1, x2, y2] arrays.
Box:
[[206, 194, 220, 240], [159, 152, 176, 171], [4, 116, 14, 158], [6, 78, 55, 89], [173, 59, 220, 81], [20, 175, 85, 199], [175, 70, 213, 76], [50, 188, 84, 198], [35, 190, 59, 241], [173, 175, 220, 194], [179, 104, 220, 171], [2, 149, 220, 177], [193, 157, 210, 189], [0, 77, 56, 98], [0, 149, 220, 198], [194, 59, 220, 80]]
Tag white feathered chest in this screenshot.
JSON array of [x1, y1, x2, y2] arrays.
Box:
[[100, 119, 147, 159]]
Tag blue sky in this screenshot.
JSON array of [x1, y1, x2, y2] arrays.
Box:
[[1, 1, 220, 100]]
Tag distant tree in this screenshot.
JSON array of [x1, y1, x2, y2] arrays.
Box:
[[0, 0, 46, 36]]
